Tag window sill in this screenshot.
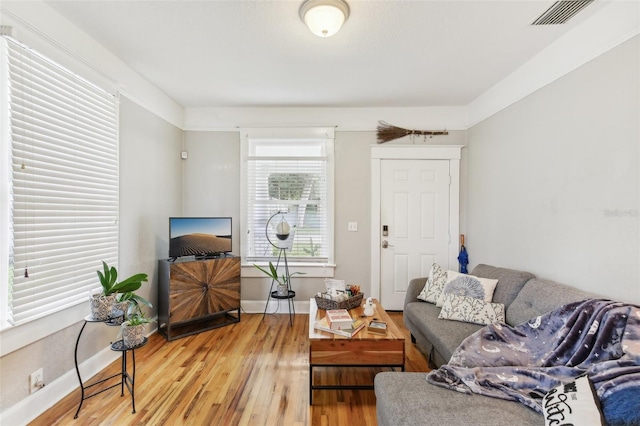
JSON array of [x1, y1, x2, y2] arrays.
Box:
[[0, 301, 87, 356], [241, 263, 335, 278]]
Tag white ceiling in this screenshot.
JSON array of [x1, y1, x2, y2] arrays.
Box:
[[41, 0, 604, 109]]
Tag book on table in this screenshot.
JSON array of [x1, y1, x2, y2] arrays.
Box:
[[367, 320, 388, 334], [314, 317, 366, 338], [325, 309, 354, 330]]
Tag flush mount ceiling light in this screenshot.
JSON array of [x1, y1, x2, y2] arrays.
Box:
[[299, 0, 350, 37]]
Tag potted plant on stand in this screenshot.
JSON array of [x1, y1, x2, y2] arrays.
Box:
[[117, 283, 153, 347], [254, 262, 304, 297], [91, 261, 149, 321], [119, 310, 154, 347], [117, 290, 152, 317], [112, 289, 153, 325]]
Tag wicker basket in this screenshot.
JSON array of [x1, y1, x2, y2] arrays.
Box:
[[315, 292, 363, 311]]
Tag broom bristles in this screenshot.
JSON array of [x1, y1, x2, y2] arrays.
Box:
[[376, 120, 448, 144], [377, 121, 409, 143]]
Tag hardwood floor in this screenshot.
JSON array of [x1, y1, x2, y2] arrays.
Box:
[[30, 312, 429, 426]]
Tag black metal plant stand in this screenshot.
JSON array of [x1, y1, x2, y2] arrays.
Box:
[[261, 211, 296, 326], [262, 247, 296, 326], [73, 314, 148, 419]]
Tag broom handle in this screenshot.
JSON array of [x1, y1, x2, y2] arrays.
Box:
[[460, 234, 465, 247]]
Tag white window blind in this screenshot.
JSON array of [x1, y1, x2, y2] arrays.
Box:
[[242, 128, 334, 264], [2, 37, 119, 327]]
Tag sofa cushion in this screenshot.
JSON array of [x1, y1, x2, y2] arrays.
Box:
[[470, 264, 535, 309], [435, 270, 462, 306], [436, 273, 499, 306], [439, 293, 505, 325], [375, 372, 542, 426], [506, 278, 601, 326], [417, 263, 447, 303], [405, 301, 483, 362]]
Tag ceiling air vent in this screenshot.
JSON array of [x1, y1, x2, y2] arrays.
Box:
[[532, 0, 595, 25]]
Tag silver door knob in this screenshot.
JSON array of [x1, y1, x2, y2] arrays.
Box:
[[382, 240, 393, 248]]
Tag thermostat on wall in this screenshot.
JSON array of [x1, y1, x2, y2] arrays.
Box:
[[180, 151, 188, 160]]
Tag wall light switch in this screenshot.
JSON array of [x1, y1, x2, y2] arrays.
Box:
[[180, 151, 188, 160], [348, 222, 358, 232]]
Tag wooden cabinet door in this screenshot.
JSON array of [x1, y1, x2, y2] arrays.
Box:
[[169, 257, 240, 323]]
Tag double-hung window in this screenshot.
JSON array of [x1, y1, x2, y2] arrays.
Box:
[[241, 127, 334, 275], [0, 36, 119, 332]]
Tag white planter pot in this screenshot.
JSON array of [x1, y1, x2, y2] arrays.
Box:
[[122, 324, 145, 347], [277, 284, 288, 296], [90, 294, 117, 320], [111, 301, 128, 325]]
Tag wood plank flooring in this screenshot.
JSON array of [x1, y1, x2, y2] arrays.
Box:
[[30, 312, 429, 426]]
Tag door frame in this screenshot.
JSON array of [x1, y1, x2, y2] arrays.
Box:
[[370, 145, 464, 302]]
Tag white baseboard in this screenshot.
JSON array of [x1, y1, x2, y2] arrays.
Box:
[[1, 300, 307, 425], [241, 299, 310, 314]]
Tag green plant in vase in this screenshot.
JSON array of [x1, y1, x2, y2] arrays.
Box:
[[253, 262, 304, 296], [117, 291, 153, 320], [97, 261, 149, 295], [91, 261, 149, 321], [120, 310, 154, 347]]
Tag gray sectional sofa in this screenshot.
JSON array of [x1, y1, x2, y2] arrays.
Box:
[[375, 264, 600, 426]]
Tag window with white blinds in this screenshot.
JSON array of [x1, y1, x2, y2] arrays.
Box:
[[1, 37, 119, 327], [241, 128, 334, 265]]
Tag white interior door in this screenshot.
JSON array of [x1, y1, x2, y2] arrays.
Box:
[[379, 159, 451, 310]]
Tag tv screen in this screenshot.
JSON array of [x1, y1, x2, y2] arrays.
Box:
[[169, 217, 232, 259]]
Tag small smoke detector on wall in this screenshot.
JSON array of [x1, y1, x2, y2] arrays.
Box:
[[0, 25, 14, 37], [181, 151, 188, 160]]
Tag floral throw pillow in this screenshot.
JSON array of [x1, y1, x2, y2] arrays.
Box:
[[438, 293, 505, 325], [436, 273, 498, 307], [417, 263, 448, 304]]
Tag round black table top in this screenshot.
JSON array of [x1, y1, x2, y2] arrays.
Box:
[[84, 311, 124, 325], [270, 290, 296, 299], [110, 337, 149, 351]]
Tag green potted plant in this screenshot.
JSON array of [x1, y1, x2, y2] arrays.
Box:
[[119, 310, 154, 347], [113, 290, 153, 325], [117, 291, 153, 315], [254, 262, 304, 296], [91, 261, 149, 321]]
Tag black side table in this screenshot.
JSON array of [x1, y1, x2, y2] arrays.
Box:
[[73, 313, 147, 418]]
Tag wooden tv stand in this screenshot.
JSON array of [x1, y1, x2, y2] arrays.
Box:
[[158, 256, 240, 341]]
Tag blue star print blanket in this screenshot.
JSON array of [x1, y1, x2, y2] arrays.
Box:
[[427, 299, 640, 422]]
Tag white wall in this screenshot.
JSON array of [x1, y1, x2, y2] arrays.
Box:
[[182, 131, 241, 230], [118, 96, 184, 315], [467, 36, 640, 304]]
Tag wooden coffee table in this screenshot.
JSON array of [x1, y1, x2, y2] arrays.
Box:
[[308, 298, 405, 404]]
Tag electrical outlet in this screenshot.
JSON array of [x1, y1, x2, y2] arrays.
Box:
[[348, 222, 358, 232], [29, 368, 44, 394]]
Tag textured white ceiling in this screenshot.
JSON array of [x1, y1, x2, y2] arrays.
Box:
[[43, 0, 602, 109]]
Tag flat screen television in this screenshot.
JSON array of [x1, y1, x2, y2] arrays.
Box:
[[169, 217, 232, 260]]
